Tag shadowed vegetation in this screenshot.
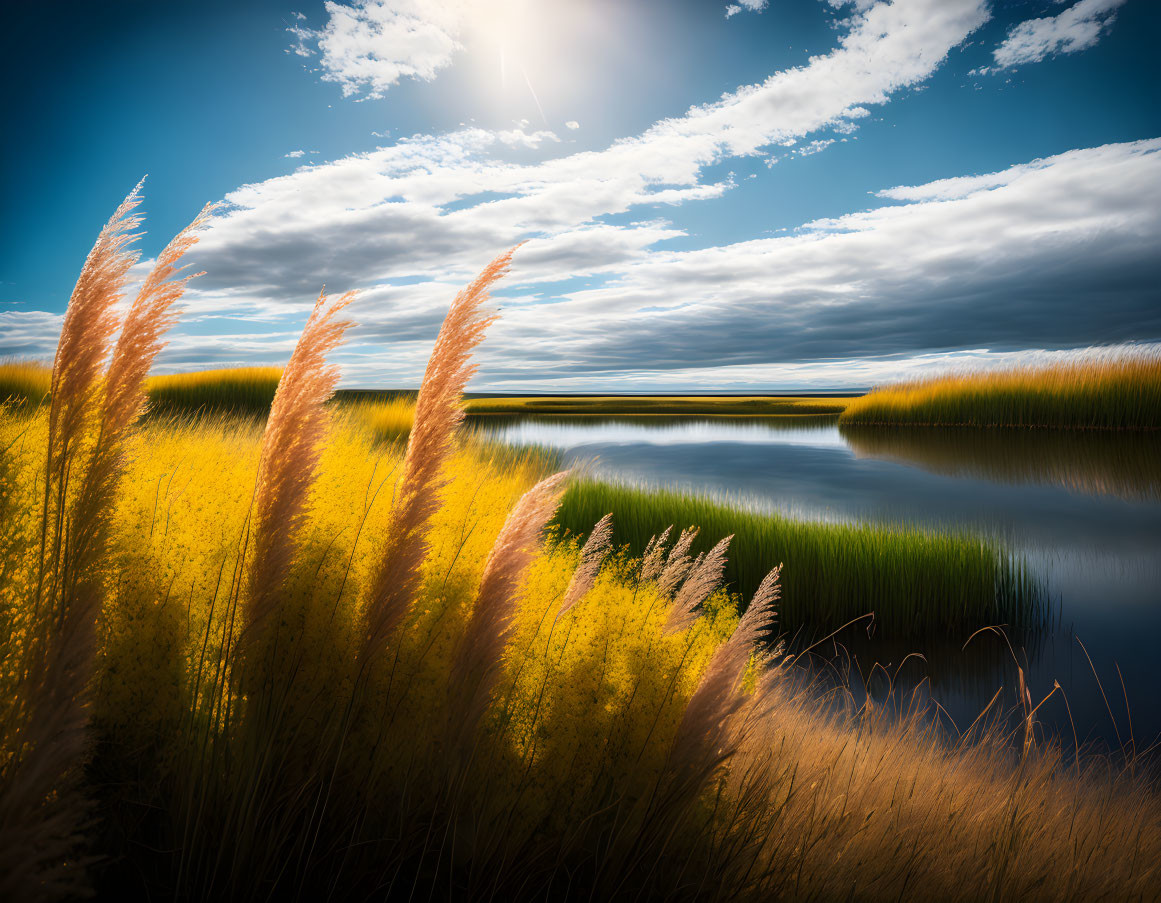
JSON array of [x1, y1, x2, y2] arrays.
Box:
[[840, 351, 1161, 430]]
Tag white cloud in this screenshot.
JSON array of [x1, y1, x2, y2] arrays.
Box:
[[726, 0, 768, 17], [989, 0, 1127, 70], [564, 120, 580, 130], [291, 0, 471, 98], [284, 150, 306, 158]]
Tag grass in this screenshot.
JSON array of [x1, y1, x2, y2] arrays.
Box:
[[554, 481, 1044, 637], [1, 361, 284, 418], [145, 366, 283, 417], [2, 198, 1159, 902], [840, 350, 1161, 430], [0, 359, 51, 407], [463, 394, 853, 417]]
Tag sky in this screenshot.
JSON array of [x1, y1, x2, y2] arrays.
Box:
[[1, 0, 1159, 390]]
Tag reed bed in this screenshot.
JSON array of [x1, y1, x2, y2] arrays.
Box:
[[554, 480, 1045, 636], [0, 200, 1157, 902], [840, 349, 1161, 430], [1, 362, 285, 419]]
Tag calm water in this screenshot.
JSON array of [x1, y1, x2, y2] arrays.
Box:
[[475, 415, 1161, 756]]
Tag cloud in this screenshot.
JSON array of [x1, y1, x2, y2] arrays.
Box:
[[989, 0, 1126, 70], [290, 0, 470, 98], [22, 0, 1082, 390], [6, 141, 1159, 388], [284, 150, 306, 158], [564, 120, 580, 130], [726, 0, 768, 17], [469, 139, 1161, 388], [194, 0, 989, 300]]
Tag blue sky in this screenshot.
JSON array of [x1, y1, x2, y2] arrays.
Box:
[[2, 0, 1159, 389]]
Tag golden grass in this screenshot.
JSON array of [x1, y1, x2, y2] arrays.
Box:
[[145, 366, 284, 416], [0, 360, 52, 408], [840, 350, 1161, 430]]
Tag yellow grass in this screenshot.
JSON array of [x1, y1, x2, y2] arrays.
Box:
[[841, 350, 1161, 430]]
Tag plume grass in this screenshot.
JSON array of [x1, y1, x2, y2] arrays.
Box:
[[362, 249, 515, 664]]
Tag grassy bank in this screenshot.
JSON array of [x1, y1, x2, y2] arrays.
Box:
[[555, 481, 1044, 637], [840, 351, 1161, 430], [463, 394, 853, 417]]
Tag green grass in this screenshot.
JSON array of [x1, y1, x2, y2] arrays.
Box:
[[554, 480, 1044, 637], [840, 352, 1161, 430], [463, 394, 853, 417]]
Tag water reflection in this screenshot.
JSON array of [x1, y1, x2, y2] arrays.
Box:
[[842, 424, 1161, 502]]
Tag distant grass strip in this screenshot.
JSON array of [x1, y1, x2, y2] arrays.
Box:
[[0, 360, 51, 408], [1, 362, 285, 418], [554, 481, 1044, 637], [840, 349, 1161, 430], [464, 395, 853, 417], [146, 367, 283, 417]]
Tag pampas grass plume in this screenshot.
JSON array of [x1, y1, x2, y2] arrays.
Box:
[[558, 512, 613, 616], [362, 248, 517, 663], [665, 534, 732, 634], [449, 471, 568, 749], [244, 290, 354, 641]]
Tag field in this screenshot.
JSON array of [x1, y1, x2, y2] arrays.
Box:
[[840, 352, 1161, 430], [2, 202, 1159, 901]]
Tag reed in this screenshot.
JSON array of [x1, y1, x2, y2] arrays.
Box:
[[840, 348, 1161, 430], [465, 394, 852, 417], [555, 480, 1045, 636], [243, 292, 353, 644]]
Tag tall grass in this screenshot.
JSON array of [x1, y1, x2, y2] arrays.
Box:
[[554, 480, 1045, 636], [0, 187, 209, 901], [840, 348, 1161, 430], [1, 209, 1158, 901]]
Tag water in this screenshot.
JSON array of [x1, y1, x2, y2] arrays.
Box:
[[474, 414, 1161, 756]]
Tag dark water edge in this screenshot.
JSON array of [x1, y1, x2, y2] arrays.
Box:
[[473, 414, 1161, 758]]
